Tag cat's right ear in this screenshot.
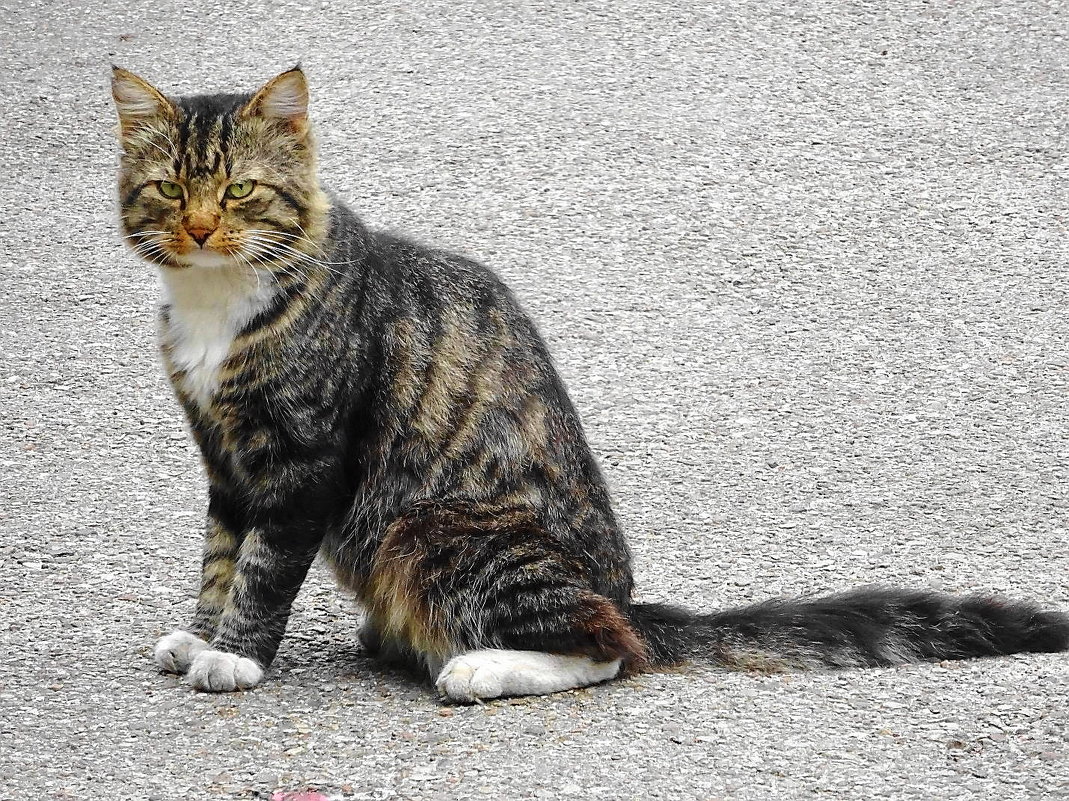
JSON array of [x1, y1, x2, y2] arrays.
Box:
[[110, 67, 176, 139], [241, 67, 310, 136]]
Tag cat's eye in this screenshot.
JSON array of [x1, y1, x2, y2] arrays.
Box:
[[226, 180, 256, 199], [157, 180, 183, 199]]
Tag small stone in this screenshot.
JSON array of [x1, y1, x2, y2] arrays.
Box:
[[252, 771, 279, 788]]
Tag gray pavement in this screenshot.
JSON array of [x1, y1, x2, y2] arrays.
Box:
[[1, 1, 1068, 798]]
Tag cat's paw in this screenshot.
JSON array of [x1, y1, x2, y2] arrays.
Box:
[[187, 649, 264, 692], [154, 629, 209, 674], [436, 653, 505, 702], [435, 649, 623, 703]]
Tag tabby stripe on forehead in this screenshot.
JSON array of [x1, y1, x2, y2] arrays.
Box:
[[174, 112, 193, 176], [190, 116, 215, 176], [218, 111, 234, 173], [180, 111, 207, 175]]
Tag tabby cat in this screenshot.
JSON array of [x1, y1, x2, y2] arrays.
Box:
[[111, 67, 1068, 701]]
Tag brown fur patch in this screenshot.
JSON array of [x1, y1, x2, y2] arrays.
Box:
[[195, 520, 240, 614], [574, 591, 649, 668], [364, 501, 547, 662], [396, 499, 541, 536], [365, 514, 453, 663]]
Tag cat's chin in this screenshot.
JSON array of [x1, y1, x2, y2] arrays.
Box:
[[172, 250, 240, 269]]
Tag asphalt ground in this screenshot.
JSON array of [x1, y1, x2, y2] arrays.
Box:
[[1, 1, 1067, 799]]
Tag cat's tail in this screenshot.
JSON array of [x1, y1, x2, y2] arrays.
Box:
[[627, 586, 1069, 671]]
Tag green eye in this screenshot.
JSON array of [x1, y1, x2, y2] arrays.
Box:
[[226, 180, 256, 199], [158, 181, 183, 199]]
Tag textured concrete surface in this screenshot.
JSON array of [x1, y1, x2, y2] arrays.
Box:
[[1, 1, 1067, 799]]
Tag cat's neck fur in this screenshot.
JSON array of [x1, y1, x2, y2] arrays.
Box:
[[159, 264, 277, 409]]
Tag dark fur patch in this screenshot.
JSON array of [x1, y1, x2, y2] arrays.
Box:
[[629, 587, 1069, 671], [356, 501, 642, 667]]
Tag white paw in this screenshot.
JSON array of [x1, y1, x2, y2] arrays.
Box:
[[154, 629, 209, 674], [435, 649, 621, 703], [187, 649, 264, 692], [436, 653, 506, 702]]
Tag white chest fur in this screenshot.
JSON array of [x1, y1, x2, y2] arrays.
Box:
[[159, 265, 277, 409]]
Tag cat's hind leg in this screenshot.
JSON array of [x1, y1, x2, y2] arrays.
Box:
[[436, 650, 621, 703], [368, 501, 645, 702], [432, 582, 636, 702]]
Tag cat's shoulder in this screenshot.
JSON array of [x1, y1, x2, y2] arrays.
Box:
[[375, 228, 512, 301], [375, 229, 491, 277], [328, 197, 523, 313]]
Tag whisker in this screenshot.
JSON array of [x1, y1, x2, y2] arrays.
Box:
[[124, 230, 172, 239], [244, 228, 326, 256], [238, 245, 335, 319], [231, 250, 268, 293], [242, 236, 353, 276], [239, 242, 303, 281], [291, 220, 326, 253], [243, 230, 358, 268]]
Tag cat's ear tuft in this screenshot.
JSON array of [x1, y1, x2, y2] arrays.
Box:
[[242, 67, 309, 134], [111, 67, 175, 137]]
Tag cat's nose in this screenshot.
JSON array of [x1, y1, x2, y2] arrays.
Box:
[[183, 212, 220, 247], [186, 226, 215, 247]]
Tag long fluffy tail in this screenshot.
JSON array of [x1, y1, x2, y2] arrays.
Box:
[[628, 587, 1069, 671]]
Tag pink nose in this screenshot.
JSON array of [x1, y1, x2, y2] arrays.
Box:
[[186, 225, 215, 246]]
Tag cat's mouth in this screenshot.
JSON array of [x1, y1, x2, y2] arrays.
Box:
[[127, 229, 243, 270], [174, 249, 241, 269]]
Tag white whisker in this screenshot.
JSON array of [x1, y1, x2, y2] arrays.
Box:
[[242, 235, 353, 276]]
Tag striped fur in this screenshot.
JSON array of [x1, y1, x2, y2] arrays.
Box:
[[112, 68, 1068, 700]]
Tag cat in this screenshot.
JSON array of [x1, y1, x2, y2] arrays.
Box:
[[111, 66, 1069, 701]]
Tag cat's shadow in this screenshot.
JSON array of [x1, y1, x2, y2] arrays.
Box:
[[275, 629, 441, 699]]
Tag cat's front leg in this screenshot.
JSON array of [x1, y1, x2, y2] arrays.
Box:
[[155, 495, 240, 674], [187, 521, 321, 692]]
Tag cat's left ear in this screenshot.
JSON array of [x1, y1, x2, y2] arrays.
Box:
[[242, 67, 310, 135], [111, 67, 176, 138]]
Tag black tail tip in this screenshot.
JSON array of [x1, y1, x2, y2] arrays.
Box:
[[972, 595, 1069, 655], [1024, 609, 1069, 653]]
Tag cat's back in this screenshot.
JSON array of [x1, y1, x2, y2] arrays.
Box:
[[332, 208, 602, 501], [352, 218, 560, 381], [367, 225, 528, 323]]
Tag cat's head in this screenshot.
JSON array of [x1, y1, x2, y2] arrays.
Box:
[[111, 67, 330, 272]]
